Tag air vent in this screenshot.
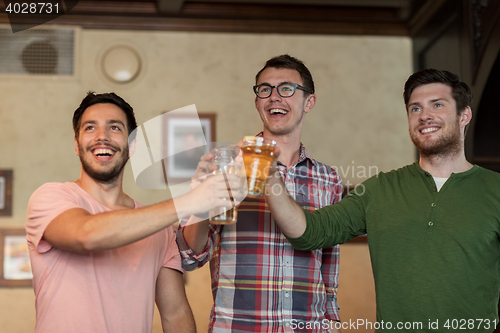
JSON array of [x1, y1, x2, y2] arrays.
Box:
[[0, 27, 76, 76]]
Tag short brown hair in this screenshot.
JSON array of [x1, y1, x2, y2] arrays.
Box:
[[255, 54, 315, 95], [403, 69, 472, 114], [73, 92, 137, 138]]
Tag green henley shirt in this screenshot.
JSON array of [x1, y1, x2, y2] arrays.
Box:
[[288, 162, 500, 332]]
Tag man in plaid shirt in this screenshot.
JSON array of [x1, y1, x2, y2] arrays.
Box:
[[176, 55, 342, 332]]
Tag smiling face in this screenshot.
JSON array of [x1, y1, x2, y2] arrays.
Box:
[[254, 67, 316, 137], [75, 103, 130, 184], [407, 83, 471, 157]]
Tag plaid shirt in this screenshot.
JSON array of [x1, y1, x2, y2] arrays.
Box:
[[176, 143, 342, 333]]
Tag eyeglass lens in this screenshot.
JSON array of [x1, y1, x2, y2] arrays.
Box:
[[257, 83, 296, 98]]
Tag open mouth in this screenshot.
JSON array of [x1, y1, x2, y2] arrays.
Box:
[[269, 108, 288, 115], [92, 148, 116, 158], [420, 126, 440, 134]]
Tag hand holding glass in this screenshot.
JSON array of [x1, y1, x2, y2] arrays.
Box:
[[208, 145, 244, 225], [241, 136, 276, 198]]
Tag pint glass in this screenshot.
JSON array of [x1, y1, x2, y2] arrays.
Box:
[[241, 136, 276, 198], [209, 145, 240, 225]]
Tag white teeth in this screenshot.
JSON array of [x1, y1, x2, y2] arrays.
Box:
[[269, 108, 287, 115], [93, 148, 114, 156], [421, 127, 439, 134]]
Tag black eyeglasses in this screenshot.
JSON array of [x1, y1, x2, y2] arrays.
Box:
[[253, 82, 312, 99]]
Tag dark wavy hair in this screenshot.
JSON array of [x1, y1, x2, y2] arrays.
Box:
[[255, 54, 315, 95], [403, 69, 472, 114], [72, 92, 137, 138]]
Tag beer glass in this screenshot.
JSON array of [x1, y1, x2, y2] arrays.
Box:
[[241, 136, 276, 198], [208, 145, 241, 225]]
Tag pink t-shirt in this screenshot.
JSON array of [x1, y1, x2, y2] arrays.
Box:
[[26, 182, 182, 333]]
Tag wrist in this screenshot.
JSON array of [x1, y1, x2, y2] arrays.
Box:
[[264, 169, 282, 197], [170, 194, 190, 220]]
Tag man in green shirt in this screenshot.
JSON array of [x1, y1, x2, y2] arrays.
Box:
[[264, 68, 500, 332]]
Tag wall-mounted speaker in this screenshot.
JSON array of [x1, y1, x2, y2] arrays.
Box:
[[0, 26, 78, 77]]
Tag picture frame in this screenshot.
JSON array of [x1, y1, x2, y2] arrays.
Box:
[[164, 113, 216, 180], [0, 170, 13, 217], [0, 228, 32, 287]]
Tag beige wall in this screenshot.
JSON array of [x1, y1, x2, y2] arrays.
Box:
[[0, 27, 414, 332]]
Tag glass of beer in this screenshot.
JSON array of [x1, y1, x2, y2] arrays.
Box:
[[209, 145, 241, 225], [241, 136, 277, 198]]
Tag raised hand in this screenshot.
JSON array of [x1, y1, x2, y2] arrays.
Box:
[[190, 152, 213, 191], [176, 173, 244, 219]]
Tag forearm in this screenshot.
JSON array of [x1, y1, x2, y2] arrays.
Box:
[[94, 172, 239, 251], [89, 200, 185, 250], [46, 200, 181, 253], [161, 307, 196, 333], [181, 216, 210, 255], [264, 169, 307, 238], [45, 173, 239, 253], [156, 268, 196, 333], [287, 194, 370, 251]]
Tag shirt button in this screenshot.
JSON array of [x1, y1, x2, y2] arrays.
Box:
[[431, 203, 436, 207], [428, 221, 433, 226], [285, 292, 289, 298]]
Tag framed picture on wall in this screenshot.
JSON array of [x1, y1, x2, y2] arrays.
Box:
[[0, 170, 13, 217], [0, 229, 32, 287], [164, 113, 216, 180]]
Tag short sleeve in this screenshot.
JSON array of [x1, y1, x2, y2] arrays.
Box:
[[161, 226, 183, 273], [26, 183, 83, 253]]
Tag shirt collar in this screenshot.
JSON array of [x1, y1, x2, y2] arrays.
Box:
[[412, 161, 479, 179]]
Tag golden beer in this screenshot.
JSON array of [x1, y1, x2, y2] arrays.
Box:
[[209, 206, 238, 225], [241, 137, 276, 198]]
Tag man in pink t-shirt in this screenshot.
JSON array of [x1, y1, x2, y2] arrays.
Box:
[[26, 92, 241, 333]]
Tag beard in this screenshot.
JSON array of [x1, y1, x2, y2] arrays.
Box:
[[78, 143, 129, 184], [410, 119, 461, 157]]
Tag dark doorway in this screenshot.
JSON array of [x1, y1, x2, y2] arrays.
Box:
[[473, 52, 500, 172]]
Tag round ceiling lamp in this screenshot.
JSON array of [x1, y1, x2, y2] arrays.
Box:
[[101, 44, 142, 84]]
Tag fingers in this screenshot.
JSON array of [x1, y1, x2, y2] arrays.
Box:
[[190, 152, 213, 190], [273, 144, 281, 157], [194, 152, 213, 178], [194, 161, 212, 178], [207, 174, 242, 191], [200, 152, 212, 162], [234, 149, 244, 164], [267, 145, 280, 175], [189, 174, 209, 191], [224, 174, 246, 198], [203, 174, 245, 206], [185, 149, 250, 217]]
